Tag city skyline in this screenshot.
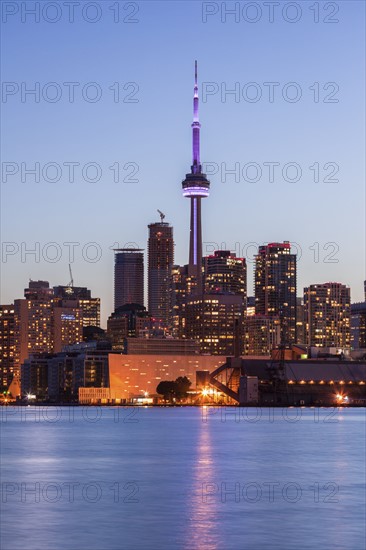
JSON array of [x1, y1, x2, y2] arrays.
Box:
[[1, 5, 365, 550], [2, 3, 365, 326]]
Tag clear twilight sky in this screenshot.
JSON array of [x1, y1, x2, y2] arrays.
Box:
[[1, 1, 365, 327]]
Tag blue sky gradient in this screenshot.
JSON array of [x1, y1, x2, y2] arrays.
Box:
[[1, 1, 365, 326]]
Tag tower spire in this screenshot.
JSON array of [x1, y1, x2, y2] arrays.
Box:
[[192, 60, 201, 173], [182, 61, 210, 293]]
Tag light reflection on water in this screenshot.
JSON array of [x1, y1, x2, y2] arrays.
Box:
[[184, 419, 221, 550], [0, 406, 365, 550]]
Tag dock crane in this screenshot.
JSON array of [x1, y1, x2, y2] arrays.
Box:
[[68, 264, 74, 287], [157, 209, 165, 223]]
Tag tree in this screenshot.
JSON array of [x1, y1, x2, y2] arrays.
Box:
[[156, 377, 192, 402], [175, 376, 192, 398], [156, 381, 177, 402]]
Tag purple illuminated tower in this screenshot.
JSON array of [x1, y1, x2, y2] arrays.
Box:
[[182, 61, 210, 293]]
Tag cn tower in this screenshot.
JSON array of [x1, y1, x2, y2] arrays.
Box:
[[182, 61, 210, 293]]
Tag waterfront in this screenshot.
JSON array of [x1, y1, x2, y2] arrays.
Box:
[[1, 407, 365, 550]]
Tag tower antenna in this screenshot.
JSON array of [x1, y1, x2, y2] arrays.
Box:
[[192, 59, 200, 171]]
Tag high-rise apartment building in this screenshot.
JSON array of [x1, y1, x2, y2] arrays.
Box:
[[351, 301, 366, 349], [15, 281, 54, 366], [183, 294, 244, 355], [304, 282, 351, 348], [204, 250, 246, 303], [53, 286, 100, 327], [170, 265, 197, 337], [148, 217, 174, 328], [107, 304, 154, 351], [246, 297, 256, 317], [52, 301, 83, 353], [255, 242, 297, 344], [0, 305, 16, 390], [114, 249, 144, 309], [14, 281, 83, 367], [245, 315, 280, 356], [296, 297, 306, 345]]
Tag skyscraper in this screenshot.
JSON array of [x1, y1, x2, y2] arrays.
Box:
[[296, 296, 306, 345], [350, 281, 366, 351], [148, 214, 174, 327], [52, 302, 83, 354], [114, 249, 144, 309], [304, 282, 351, 348], [107, 304, 153, 350], [53, 285, 101, 327], [183, 293, 244, 356], [15, 281, 54, 366], [0, 305, 16, 390], [170, 265, 196, 337], [14, 281, 84, 367], [351, 301, 366, 350], [204, 250, 247, 303], [255, 242, 297, 344], [181, 61, 210, 293], [245, 315, 280, 356]]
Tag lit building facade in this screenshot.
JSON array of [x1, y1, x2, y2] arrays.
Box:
[[304, 282, 351, 348], [124, 337, 199, 355], [22, 345, 110, 402], [148, 218, 174, 328], [109, 353, 226, 401], [0, 305, 16, 390], [53, 285, 100, 327], [183, 293, 244, 355], [171, 265, 198, 337], [246, 297, 256, 317], [255, 242, 297, 345], [52, 302, 83, 353], [204, 250, 247, 304], [15, 281, 84, 367], [351, 302, 366, 350], [114, 249, 144, 309], [296, 297, 306, 345], [107, 304, 154, 350], [350, 282, 366, 350], [351, 302, 366, 349], [245, 315, 280, 356], [15, 281, 54, 366]]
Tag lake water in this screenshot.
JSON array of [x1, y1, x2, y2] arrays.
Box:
[[1, 406, 365, 550]]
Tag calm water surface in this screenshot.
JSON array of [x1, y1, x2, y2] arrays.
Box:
[[1, 406, 365, 550]]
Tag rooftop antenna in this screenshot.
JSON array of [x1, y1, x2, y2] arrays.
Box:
[[157, 209, 165, 223], [68, 264, 74, 287]]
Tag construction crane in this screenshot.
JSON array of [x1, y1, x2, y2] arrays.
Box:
[[157, 209, 165, 223], [68, 264, 74, 287]]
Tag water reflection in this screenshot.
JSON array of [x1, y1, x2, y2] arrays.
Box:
[[1, 407, 365, 550], [184, 411, 222, 550]]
